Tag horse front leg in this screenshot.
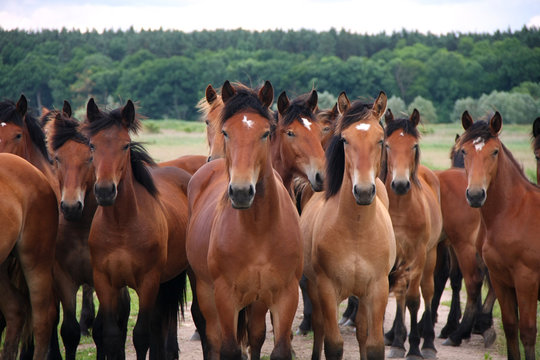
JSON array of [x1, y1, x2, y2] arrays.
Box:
[[269, 282, 298, 360], [213, 280, 242, 360], [247, 301, 268, 360]]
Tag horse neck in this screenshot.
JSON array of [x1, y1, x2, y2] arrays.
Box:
[[481, 148, 531, 224], [270, 134, 294, 190], [22, 136, 59, 198]]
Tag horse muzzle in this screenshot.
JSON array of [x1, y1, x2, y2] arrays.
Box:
[[353, 183, 376, 205], [466, 188, 486, 208], [309, 171, 325, 192], [94, 183, 117, 206], [228, 183, 255, 209], [60, 200, 84, 221], [391, 179, 411, 195]]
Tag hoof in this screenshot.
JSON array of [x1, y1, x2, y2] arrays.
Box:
[[388, 347, 406, 358], [483, 328, 496, 348], [405, 355, 423, 360], [421, 348, 437, 359], [343, 318, 355, 328], [437, 332, 448, 339], [338, 316, 348, 325], [295, 327, 309, 336], [190, 330, 201, 341], [442, 338, 459, 347]]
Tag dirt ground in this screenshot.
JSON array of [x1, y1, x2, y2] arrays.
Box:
[[123, 286, 505, 360]]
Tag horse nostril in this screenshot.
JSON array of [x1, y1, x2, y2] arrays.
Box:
[[77, 201, 83, 211], [248, 185, 255, 197], [315, 172, 323, 185]]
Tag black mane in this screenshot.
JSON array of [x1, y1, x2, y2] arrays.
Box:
[[51, 112, 88, 151], [85, 107, 141, 137], [220, 87, 273, 126], [0, 99, 50, 161], [279, 94, 316, 127]]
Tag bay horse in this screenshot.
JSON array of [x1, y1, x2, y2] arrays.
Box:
[[186, 80, 303, 360], [83, 98, 190, 359], [532, 117, 540, 183], [0, 153, 58, 360], [457, 111, 540, 360], [430, 133, 497, 348], [380, 109, 443, 359], [40, 101, 99, 359], [301, 91, 396, 360], [197, 84, 225, 161]]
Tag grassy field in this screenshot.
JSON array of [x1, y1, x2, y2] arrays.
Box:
[[40, 119, 540, 359]]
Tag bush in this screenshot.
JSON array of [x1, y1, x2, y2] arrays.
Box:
[[407, 96, 438, 124], [387, 95, 407, 117]]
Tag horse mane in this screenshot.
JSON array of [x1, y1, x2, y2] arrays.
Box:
[[379, 118, 421, 186], [220, 84, 273, 127], [532, 130, 540, 154], [325, 100, 374, 199], [279, 93, 317, 127], [449, 136, 465, 168], [85, 106, 142, 137], [0, 99, 50, 162], [196, 94, 222, 120], [48, 110, 88, 151]]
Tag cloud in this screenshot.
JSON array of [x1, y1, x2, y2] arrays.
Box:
[[528, 15, 540, 28]]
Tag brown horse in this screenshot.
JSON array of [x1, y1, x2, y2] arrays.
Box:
[[457, 111, 540, 360], [83, 99, 190, 360], [197, 84, 226, 161], [430, 133, 497, 348], [317, 102, 339, 149], [532, 117, 540, 183], [0, 152, 58, 360], [380, 109, 443, 359], [40, 101, 99, 359], [186, 80, 303, 360], [301, 91, 395, 360]]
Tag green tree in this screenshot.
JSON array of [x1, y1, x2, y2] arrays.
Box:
[[408, 96, 438, 123]]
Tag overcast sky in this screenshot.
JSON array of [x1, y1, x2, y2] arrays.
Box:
[[1, 0, 539, 35]]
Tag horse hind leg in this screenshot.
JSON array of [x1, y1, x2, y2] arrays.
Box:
[[80, 284, 96, 336], [247, 301, 267, 360], [429, 239, 450, 328], [439, 251, 462, 339], [0, 264, 27, 360]]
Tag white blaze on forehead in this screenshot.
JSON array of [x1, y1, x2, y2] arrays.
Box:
[[242, 115, 254, 129], [473, 137, 485, 152], [301, 117, 312, 131], [1, 122, 6, 127], [356, 123, 371, 131]]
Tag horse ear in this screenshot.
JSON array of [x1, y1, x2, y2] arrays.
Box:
[[384, 108, 394, 125], [277, 91, 289, 116], [221, 81, 235, 103], [410, 108, 420, 127], [258, 80, 274, 108], [87, 98, 100, 123], [533, 117, 540, 138], [461, 111, 473, 130], [337, 92, 350, 115], [206, 84, 218, 105], [16, 94, 28, 117], [454, 133, 460, 143], [62, 100, 72, 118], [330, 102, 338, 118], [489, 112, 502, 136], [307, 90, 318, 113], [122, 100, 136, 127], [372, 91, 387, 119]]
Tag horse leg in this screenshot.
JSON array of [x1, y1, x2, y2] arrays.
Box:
[[430, 239, 450, 328], [490, 276, 520, 359], [386, 273, 407, 358], [297, 274, 312, 335], [0, 265, 26, 360], [133, 273, 161, 360], [188, 271, 211, 358], [359, 277, 388, 360], [80, 284, 96, 336], [476, 273, 497, 347], [195, 278, 221, 360], [268, 281, 298, 360], [306, 276, 324, 360], [439, 247, 462, 339], [316, 275, 343, 360], [340, 297, 358, 327], [515, 276, 539, 360], [419, 247, 437, 359], [56, 268, 82, 360], [247, 301, 267, 360], [213, 280, 242, 360]]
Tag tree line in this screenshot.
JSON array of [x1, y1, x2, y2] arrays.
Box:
[[1, 26, 539, 122]]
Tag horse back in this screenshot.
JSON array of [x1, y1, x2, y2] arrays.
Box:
[[158, 154, 208, 175]]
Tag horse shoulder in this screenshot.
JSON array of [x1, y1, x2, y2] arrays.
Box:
[[375, 199, 397, 273], [187, 159, 227, 211]]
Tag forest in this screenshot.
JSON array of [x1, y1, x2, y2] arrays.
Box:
[[1, 26, 539, 122]]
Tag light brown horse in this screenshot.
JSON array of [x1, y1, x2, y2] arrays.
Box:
[[186, 80, 303, 360], [457, 111, 540, 360], [41, 101, 98, 359], [0, 152, 58, 360], [197, 84, 226, 161], [84, 99, 190, 360], [532, 117, 540, 183], [301, 91, 395, 360], [380, 109, 443, 359]]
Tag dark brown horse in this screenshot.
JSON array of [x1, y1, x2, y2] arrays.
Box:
[[84, 99, 190, 360], [41, 101, 98, 359], [532, 117, 540, 183], [457, 111, 540, 360], [186, 81, 303, 360], [0, 151, 58, 360], [301, 91, 395, 360], [380, 109, 443, 359]]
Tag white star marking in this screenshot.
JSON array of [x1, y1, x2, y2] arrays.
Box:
[[301, 117, 312, 131], [242, 115, 254, 129], [356, 123, 371, 131], [473, 137, 485, 152]]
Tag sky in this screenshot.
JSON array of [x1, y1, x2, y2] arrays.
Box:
[[0, 0, 539, 35]]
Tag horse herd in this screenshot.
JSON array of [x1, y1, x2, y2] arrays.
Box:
[[0, 80, 538, 360]]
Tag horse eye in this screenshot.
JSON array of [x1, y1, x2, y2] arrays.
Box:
[[341, 137, 348, 145], [413, 144, 419, 151], [492, 149, 499, 156], [222, 130, 229, 139], [123, 143, 130, 151], [88, 156, 93, 163], [536, 155, 540, 161], [323, 127, 330, 133], [205, 120, 209, 125], [54, 156, 60, 163], [287, 130, 295, 137], [262, 131, 270, 140], [15, 133, 22, 140], [461, 149, 466, 156], [89, 144, 95, 152]]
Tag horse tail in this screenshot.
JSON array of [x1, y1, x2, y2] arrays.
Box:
[[388, 258, 407, 291], [155, 270, 188, 358], [236, 307, 248, 348]]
